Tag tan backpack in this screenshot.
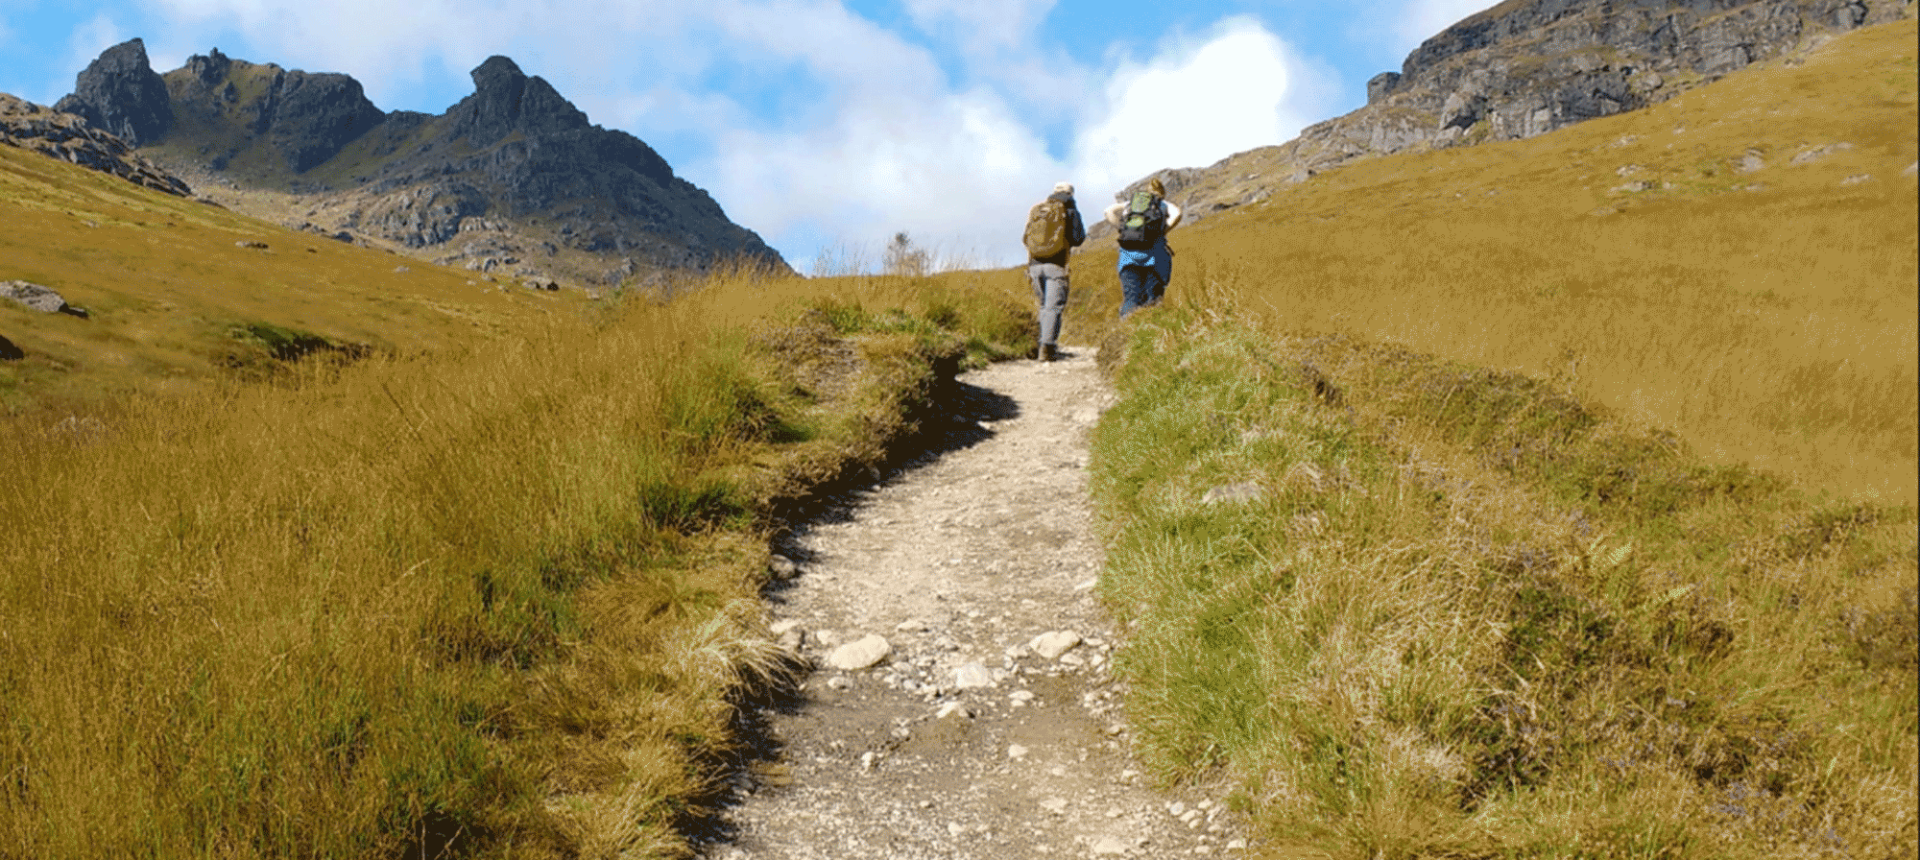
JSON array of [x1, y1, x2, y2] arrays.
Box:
[[1023, 198, 1070, 258]]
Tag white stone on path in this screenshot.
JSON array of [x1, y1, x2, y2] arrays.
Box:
[[1030, 630, 1082, 659], [767, 553, 798, 580], [826, 634, 891, 670], [953, 661, 995, 689], [1090, 835, 1132, 855]]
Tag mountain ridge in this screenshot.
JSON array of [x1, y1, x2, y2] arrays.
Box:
[[1105, 0, 1913, 228], [55, 39, 790, 288]]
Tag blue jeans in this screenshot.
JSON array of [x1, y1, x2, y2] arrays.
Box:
[[1118, 264, 1165, 318]]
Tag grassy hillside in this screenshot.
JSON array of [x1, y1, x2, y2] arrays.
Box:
[[1078, 16, 1916, 860], [1065, 15, 1917, 508], [0, 11, 1911, 860], [0, 137, 576, 414], [2, 136, 1039, 857], [1092, 312, 1915, 858]]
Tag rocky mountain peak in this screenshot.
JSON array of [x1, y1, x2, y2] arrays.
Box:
[[185, 48, 233, 87], [454, 55, 589, 147], [471, 55, 525, 90], [53, 38, 172, 145], [47, 43, 789, 283], [159, 48, 387, 174]]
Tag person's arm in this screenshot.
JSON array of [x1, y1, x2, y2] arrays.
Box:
[[1164, 201, 1184, 230], [1069, 207, 1087, 247], [1103, 203, 1124, 227]]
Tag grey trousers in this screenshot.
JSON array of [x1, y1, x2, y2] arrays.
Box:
[[1027, 261, 1070, 347]]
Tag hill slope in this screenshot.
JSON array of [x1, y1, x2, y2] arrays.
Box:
[[1111, 0, 1912, 224], [0, 121, 594, 414], [1069, 14, 1917, 505]]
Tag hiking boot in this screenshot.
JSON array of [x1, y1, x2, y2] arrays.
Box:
[[1039, 343, 1057, 362]]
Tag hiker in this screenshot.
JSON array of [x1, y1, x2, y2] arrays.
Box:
[[1103, 178, 1183, 318], [1021, 181, 1087, 362]]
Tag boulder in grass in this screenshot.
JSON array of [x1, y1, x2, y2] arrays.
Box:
[[0, 334, 23, 361], [2, 280, 73, 315]]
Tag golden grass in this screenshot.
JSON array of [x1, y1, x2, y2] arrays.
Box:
[[1091, 309, 1916, 859], [1068, 16, 1917, 506], [1, 204, 1032, 857], [3, 14, 1910, 858], [0, 138, 580, 413], [1081, 19, 1916, 857]]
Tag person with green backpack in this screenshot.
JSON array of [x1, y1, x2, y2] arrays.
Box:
[[1102, 177, 1184, 318], [1021, 181, 1088, 362]]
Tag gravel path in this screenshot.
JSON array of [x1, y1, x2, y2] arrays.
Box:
[[696, 347, 1257, 859]]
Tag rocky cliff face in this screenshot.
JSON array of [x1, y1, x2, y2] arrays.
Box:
[[57, 42, 788, 287], [163, 48, 389, 174], [54, 38, 172, 146], [1, 93, 190, 196], [1111, 0, 1913, 229]]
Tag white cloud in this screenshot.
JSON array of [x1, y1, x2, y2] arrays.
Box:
[[63, 13, 129, 78], [1391, 0, 1496, 54], [689, 11, 1336, 270], [1067, 17, 1331, 210], [703, 84, 1057, 273], [143, 0, 701, 109], [902, 0, 1055, 56], [110, 0, 1340, 272]]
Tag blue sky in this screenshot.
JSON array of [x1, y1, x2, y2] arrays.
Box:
[[0, 0, 1495, 270]]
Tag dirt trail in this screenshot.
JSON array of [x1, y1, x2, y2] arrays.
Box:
[[696, 347, 1255, 859]]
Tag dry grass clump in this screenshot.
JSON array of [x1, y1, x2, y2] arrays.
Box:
[[0, 259, 1031, 857], [1090, 307, 1916, 858]]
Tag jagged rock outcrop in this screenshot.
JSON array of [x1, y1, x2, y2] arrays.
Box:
[[259, 69, 387, 173], [1110, 0, 1912, 228], [53, 38, 171, 145], [165, 47, 387, 173], [0, 93, 191, 196], [452, 56, 590, 147], [63, 46, 790, 284]]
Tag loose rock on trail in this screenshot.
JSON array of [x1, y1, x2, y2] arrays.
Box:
[[699, 347, 1257, 859]]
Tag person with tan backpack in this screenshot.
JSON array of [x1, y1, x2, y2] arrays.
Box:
[[1021, 181, 1087, 362]]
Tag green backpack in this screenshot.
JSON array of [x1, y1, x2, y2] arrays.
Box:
[[1117, 190, 1167, 251]]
